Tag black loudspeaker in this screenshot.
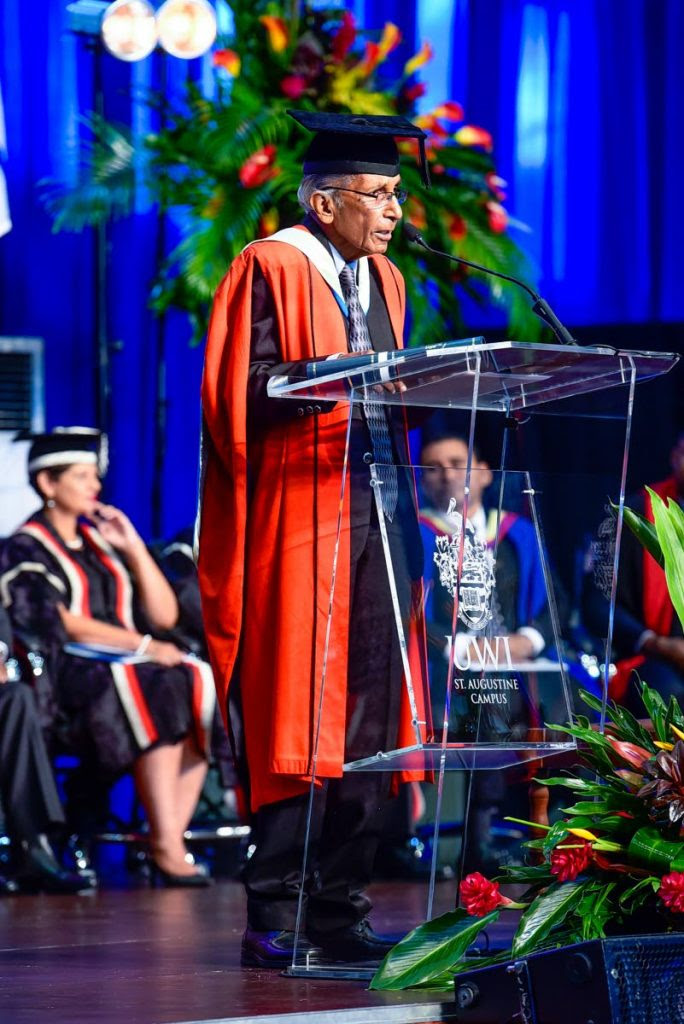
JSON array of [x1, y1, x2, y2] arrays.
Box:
[[454, 934, 684, 1023]]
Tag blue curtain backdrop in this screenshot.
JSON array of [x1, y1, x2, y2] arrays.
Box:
[[0, 0, 682, 539]]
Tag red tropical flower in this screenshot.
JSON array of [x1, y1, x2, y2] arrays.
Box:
[[460, 872, 508, 916], [280, 75, 308, 99], [549, 839, 593, 881], [659, 872, 684, 913], [606, 735, 652, 769], [486, 201, 508, 234], [432, 101, 464, 122], [239, 145, 278, 189], [455, 125, 493, 150], [213, 48, 240, 76], [402, 82, 427, 103], [447, 213, 467, 242], [331, 11, 356, 62]]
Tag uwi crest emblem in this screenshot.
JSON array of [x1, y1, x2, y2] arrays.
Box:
[[433, 499, 495, 630]]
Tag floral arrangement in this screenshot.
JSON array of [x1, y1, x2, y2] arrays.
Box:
[[43, 1, 541, 345], [371, 490, 684, 992]]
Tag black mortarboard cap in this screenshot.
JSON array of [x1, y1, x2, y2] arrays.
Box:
[[288, 110, 431, 187], [16, 427, 109, 476]]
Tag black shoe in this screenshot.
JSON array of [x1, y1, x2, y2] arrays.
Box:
[[240, 927, 322, 968], [148, 860, 214, 888], [17, 837, 97, 894], [307, 919, 402, 966]]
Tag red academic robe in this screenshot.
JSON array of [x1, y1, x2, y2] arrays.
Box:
[[199, 227, 428, 811]]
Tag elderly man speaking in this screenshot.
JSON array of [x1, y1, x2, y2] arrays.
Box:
[[198, 111, 429, 969]]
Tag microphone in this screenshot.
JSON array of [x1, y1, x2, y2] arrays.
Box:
[[403, 222, 577, 346]]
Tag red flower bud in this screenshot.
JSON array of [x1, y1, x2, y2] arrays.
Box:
[[549, 839, 592, 882], [659, 872, 684, 913], [280, 75, 308, 99], [239, 145, 278, 189], [402, 82, 427, 103], [332, 11, 356, 62], [459, 871, 507, 916]]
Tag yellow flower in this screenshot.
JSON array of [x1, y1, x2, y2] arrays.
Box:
[[403, 40, 433, 77], [567, 827, 598, 841], [378, 22, 401, 58], [671, 724, 684, 741], [259, 15, 289, 53], [655, 741, 675, 751]]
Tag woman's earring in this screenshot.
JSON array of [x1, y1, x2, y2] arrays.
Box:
[[46, 499, 56, 509]]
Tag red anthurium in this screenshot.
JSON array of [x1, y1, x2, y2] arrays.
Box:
[[280, 75, 308, 99], [659, 872, 684, 912], [447, 213, 467, 242], [606, 735, 652, 769], [432, 101, 464, 122], [455, 125, 493, 150], [331, 10, 356, 62], [358, 41, 381, 75], [239, 145, 278, 189], [259, 15, 289, 53], [486, 201, 508, 234], [402, 82, 426, 103], [213, 48, 241, 76]]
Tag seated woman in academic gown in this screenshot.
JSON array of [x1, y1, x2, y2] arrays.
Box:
[[0, 429, 216, 886]]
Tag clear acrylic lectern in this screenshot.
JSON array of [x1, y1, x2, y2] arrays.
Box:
[[268, 340, 679, 978]]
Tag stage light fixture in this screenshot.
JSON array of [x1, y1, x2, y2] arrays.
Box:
[[101, 0, 158, 62], [156, 0, 217, 59]]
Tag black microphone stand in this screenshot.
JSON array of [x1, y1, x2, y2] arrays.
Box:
[[404, 223, 577, 346]]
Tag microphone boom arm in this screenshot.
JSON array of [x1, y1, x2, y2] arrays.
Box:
[[404, 225, 577, 346]]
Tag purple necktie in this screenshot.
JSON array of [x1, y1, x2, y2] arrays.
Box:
[[339, 264, 398, 521]]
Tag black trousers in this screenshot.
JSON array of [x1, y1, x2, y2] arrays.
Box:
[[244, 502, 413, 933], [0, 682, 65, 842]]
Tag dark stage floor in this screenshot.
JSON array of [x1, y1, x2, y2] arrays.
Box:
[[0, 880, 507, 1024]]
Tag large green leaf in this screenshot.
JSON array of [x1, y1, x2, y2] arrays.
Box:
[[615, 501, 664, 568], [511, 880, 589, 957], [369, 909, 499, 991], [577, 689, 657, 752], [577, 881, 617, 940], [648, 488, 684, 628]]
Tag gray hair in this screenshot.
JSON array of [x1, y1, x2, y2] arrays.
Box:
[[296, 173, 353, 214]]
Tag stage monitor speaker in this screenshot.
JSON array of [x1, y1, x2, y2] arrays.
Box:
[[454, 933, 684, 1024]]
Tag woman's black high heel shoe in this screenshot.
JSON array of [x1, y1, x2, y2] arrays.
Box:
[[148, 858, 213, 888]]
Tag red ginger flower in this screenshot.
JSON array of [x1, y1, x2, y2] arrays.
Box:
[[331, 11, 356, 62], [549, 838, 593, 882], [659, 872, 684, 913], [460, 872, 508, 916], [239, 146, 278, 189], [280, 75, 308, 99]]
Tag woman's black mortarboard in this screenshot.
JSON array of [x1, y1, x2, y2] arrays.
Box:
[[288, 110, 431, 187], [16, 427, 109, 476]]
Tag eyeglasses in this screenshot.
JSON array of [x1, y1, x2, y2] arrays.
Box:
[[326, 186, 409, 208]]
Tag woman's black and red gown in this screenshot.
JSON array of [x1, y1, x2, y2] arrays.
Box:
[[0, 511, 215, 776]]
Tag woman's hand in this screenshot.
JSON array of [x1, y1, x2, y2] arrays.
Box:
[[146, 639, 185, 667], [92, 503, 143, 555]]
